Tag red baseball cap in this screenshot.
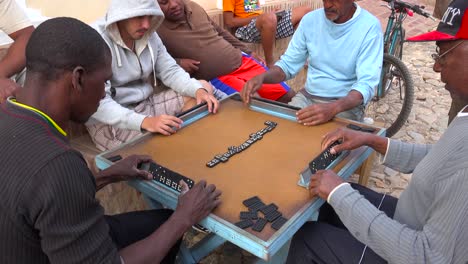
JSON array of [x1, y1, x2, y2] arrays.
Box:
[[407, 0, 468, 41]]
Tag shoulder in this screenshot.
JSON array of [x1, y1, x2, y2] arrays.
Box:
[[188, 0, 204, 11]]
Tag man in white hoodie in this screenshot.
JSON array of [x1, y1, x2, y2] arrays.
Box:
[[87, 0, 219, 151]]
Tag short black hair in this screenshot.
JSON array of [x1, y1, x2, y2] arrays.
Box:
[[26, 17, 110, 80]]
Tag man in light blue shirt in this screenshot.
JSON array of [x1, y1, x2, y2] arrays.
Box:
[[242, 0, 383, 125]]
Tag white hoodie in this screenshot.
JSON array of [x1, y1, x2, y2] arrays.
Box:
[[87, 0, 202, 131]]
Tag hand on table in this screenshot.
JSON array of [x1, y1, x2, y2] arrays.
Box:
[[141, 115, 183, 135], [96, 155, 153, 189], [322, 127, 374, 155], [241, 74, 264, 104], [175, 180, 222, 226], [309, 170, 344, 200], [178, 58, 200, 75], [296, 102, 337, 126], [195, 88, 219, 114], [0, 78, 20, 103]]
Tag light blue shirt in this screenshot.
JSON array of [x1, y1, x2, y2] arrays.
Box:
[[276, 4, 383, 104]]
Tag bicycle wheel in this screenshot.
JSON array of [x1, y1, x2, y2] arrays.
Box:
[[364, 53, 414, 137]]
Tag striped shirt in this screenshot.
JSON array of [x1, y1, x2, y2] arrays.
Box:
[[329, 115, 468, 264], [0, 99, 120, 263]]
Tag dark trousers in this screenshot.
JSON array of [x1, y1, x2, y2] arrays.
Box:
[[286, 183, 398, 264], [105, 209, 181, 264]]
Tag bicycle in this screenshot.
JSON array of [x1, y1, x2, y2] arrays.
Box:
[[364, 0, 434, 137]]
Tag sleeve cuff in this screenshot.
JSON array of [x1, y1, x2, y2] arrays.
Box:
[[127, 112, 147, 131], [327, 182, 350, 203], [188, 79, 202, 97], [380, 138, 391, 164]]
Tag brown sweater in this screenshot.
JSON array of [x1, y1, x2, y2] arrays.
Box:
[[0, 100, 120, 264], [157, 0, 252, 80]]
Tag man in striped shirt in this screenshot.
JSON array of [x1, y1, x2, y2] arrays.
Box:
[[287, 0, 468, 263]]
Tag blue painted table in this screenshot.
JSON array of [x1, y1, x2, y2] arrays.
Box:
[[95, 94, 384, 263]]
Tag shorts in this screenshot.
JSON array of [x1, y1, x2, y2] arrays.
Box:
[[210, 53, 290, 101], [87, 89, 184, 151], [234, 9, 294, 43]]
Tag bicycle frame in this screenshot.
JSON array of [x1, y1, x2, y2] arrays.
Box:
[[379, 5, 407, 98], [384, 12, 406, 56]]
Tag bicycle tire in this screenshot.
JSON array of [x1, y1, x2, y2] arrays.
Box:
[[364, 53, 414, 137]]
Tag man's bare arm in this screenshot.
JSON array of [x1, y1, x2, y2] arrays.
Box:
[[223, 11, 255, 29], [0, 26, 34, 78]]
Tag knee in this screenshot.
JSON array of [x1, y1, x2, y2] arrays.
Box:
[[258, 12, 277, 30], [277, 89, 296, 103], [291, 6, 312, 24]]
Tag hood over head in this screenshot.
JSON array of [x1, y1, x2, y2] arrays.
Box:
[[103, 0, 165, 54]]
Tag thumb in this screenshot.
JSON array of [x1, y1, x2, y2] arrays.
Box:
[[179, 180, 189, 195]]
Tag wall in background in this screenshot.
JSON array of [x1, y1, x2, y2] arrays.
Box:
[[25, 0, 217, 24]]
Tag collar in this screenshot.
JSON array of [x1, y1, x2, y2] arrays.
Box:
[[457, 105, 468, 117], [162, 1, 193, 30], [8, 98, 68, 137]]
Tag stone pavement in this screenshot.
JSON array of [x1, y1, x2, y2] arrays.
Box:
[[184, 1, 451, 263]]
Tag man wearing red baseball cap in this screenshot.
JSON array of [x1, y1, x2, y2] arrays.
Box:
[[286, 1, 468, 263], [407, 0, 468, 124]]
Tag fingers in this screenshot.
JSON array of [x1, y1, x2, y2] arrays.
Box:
[[137, 169, 153, 180], [209, 96, 219, 114], [197, 93, 218, 114], [241, 83, 256, 105], [296, 108, 326, 126], [179, 180, 189, 195]]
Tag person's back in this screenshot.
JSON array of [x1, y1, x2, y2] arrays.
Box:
[[0, 99, 118, 263]]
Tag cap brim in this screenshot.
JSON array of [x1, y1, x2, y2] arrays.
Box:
[[406, 30, 457, 42]]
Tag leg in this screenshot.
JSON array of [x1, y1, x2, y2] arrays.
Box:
[[182, 96, 197, 112], [212, 54, 293, 101], [105, 209, 182, 264], [277, 89, 296, 103], [86, 121, 144, 151], [290, 6, 312, 28], [286, 222, 387, 264], [255, 12, 278, 67], [86, 90, 185, 151], [318, 183, 398, 229], [198, 79, 228, 100], [288, 89, 313, 109], [335, 103, 365, 121]]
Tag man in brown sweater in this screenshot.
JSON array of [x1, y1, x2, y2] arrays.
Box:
[[157, 0, 295, 102], [0, 17, 221, 264]]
